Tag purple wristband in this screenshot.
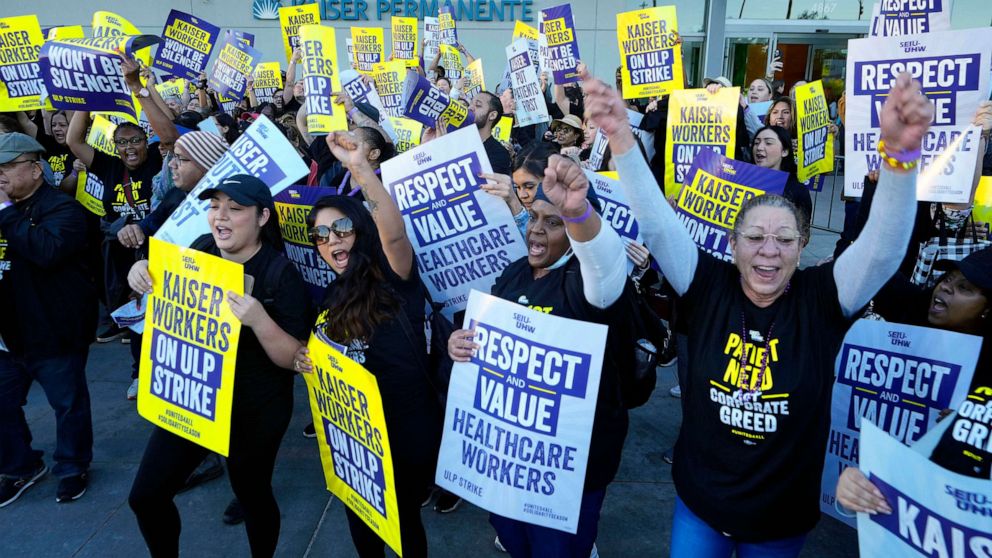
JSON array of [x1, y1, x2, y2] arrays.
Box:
[[883, 140, 921, 163], [562, 200, 593, 224], [0, 201, 13, 212]]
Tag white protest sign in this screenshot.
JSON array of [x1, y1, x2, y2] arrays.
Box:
[[585, 170, 644, 246], [436, 289, 606, 534], [155, 115, 309, 247], [340, 69, 398, 141], [869, 0, 952, 37], [844, 28, 992, 201], [819, 319, 980, 526], [857, 421, 992, 556], [506, 38, 550, 127], [381, 127, 527, 318]]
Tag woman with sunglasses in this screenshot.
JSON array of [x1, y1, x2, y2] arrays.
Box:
[[292, 131, 441, 558], [584, 67, 932, 556], [66, 55, 180, 399], [126, 174, 311, 557]]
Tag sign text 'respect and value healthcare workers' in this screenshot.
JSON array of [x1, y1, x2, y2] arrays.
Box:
[[381, 127, 527, 319], [138, 237, 244, 457], [435, 290, 607, 534], [819, 319, 980, 527]]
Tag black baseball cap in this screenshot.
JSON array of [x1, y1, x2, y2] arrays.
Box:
[[935, 248, 992, 291], [198, 174, 273, 208]]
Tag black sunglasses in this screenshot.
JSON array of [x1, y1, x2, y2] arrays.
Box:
[[309, 217, 355, 244]]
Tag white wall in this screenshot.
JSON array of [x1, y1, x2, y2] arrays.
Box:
[[20, 0, 632, 89]]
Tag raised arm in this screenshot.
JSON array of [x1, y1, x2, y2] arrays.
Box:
[[581, 68, 698, 295], [834, 73, 932, 317], [325, 131, 414, 279], [66, 110, 95, 167], [122, 56, 178, 148], [16, 111, 38, 138], [283, 48, 301, 104], [542, 154, 626, 309]]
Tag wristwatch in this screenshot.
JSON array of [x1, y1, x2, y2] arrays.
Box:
[[135, 87, 150, 98]]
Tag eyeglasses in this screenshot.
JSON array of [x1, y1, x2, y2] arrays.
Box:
[[0, 159, 38, 174], [309, 217, 355, 244], [114, 136, 146, 147], [737, 230, 802, 248]]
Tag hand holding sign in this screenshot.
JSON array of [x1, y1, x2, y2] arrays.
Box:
[[447, 328, 478, 362], [880, 72, 934, 155], [128, 260, 153, 295], [121, 55, 142, 90], [836, 467, 892, 515], [543, 154, 591, 220], [227, 291, 266, 328], [974, 100, 992, 133]]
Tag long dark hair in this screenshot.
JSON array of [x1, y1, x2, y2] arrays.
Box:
[[753, 125, 797, 175], [214, 113, 241, 145], [513, 141, 560, 178], [307, 196, 402, 342]]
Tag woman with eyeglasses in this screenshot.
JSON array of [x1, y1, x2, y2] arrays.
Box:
[[292, 131, 441, 558], [584, 67, 932, 556], [66, 55, 180, 399], [126, 174, 311, 557]]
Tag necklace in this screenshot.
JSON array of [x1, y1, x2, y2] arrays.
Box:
[[734, 310, 775, 403]]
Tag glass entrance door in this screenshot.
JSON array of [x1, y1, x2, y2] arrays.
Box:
[[769, 34, 857, 97]]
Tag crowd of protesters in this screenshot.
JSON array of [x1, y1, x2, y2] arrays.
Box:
[[0, 16, 991, 558]]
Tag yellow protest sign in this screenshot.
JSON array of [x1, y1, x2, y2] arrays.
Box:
[[253, 62, 283, 89], [92, 11, 152, 66], [391, 16, 418, 68], [304, 332, 402, 556], [47, 25, 84, 40], [974, 177, 992, 227], [616, 7, 684, 99], [138, 237, 244, 457], [512, 21, 538, 41], [300, 25, 347, 134], [464, 58, 485, 99], [352, 27, 385, 75], [372, 60, 406, 118], [279, 3, 320, 63], [387, 116, 423, 153], [438, 44, 462, 80], [664, 87, 738, 196], [0, 15, 44, 112], [794, 80, 834, 183], [155, 79, 187, 99], [75, 171, 106, 217], [492, 115, 512, 143], [598, 171, 620, 180], [86, 115, 118, 156]]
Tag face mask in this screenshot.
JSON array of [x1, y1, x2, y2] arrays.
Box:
[[544, 248, 573, 271]]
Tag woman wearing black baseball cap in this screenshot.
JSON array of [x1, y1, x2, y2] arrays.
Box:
[[126, 174, 311, 557], [836, 248, 992, 514]]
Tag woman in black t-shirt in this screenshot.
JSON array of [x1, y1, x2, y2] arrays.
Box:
[[836, 249, 992, 513], [126, 174, 311, 557], [292, 131, 440, 558], [447, 154, 631, 558], [584, 69, 933, 555]]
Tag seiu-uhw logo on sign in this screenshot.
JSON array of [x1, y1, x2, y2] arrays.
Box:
[[944, 485, 992, 517]]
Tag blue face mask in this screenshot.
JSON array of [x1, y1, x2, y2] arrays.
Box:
[[544, 248, 573, 271]]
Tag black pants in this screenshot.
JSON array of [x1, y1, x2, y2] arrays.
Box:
[[345, 410, 439, 558], [128, 392, 292, 557]]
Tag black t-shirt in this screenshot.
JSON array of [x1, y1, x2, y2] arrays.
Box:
[[90, 150, 162, 223], [38, 133, 76, 186], [491, 256, 630, 492], [871, 275, 992, 478], [316, 268, 439, 457], [673, 251, 851, 541], [784, 174, 813, 225], [191, 235, 313, 410], [283, 97, 301, 114], [483, 135, 512, 176]]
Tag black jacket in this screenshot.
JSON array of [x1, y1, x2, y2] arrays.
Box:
[[0, 185, 97, 356]]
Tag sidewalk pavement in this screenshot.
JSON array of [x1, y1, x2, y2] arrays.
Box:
[[0, 336, 858, 558]]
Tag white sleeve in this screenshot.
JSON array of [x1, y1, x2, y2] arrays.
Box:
[[613, 147, 699, 295], [569, 222, 627, 309], [834, 167, 918, 317]]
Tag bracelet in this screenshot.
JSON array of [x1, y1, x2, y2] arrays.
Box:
[[834, 500, 858, 519], [562, 200, 593, 224], [347, 107, 360, 122], [877, 139, 920, 170]]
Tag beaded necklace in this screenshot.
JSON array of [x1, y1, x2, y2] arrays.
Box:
[[733, 280, 789, 402]]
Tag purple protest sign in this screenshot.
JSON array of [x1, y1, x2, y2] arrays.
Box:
[[40, 35, 162, 120], [273, 186, 338, 302], [401, 72, 474, 133], [540, 4, 581, 84], [674, 149, 788, 261], [226, 29, 255, 48], [153, 10, 220, 80], [208, 33, 261, 102]]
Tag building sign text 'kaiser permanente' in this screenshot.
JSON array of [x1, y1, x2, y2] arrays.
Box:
[[252, 0, 535, 22]]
